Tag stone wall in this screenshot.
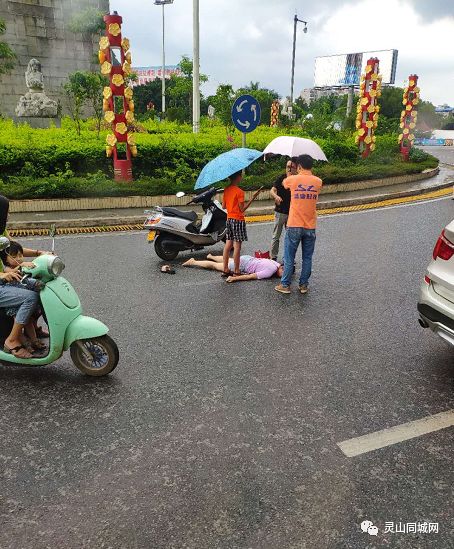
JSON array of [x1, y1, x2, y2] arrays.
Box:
[[0, 0, 110, 118]]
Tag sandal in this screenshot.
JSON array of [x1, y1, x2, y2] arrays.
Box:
[[221, 270, 233, 278], [4, 345, 33, 359], [160, 265, 176, 274], [35, 326, 49, 338]]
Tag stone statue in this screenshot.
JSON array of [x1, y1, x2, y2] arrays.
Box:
[[15, 59, 58, 118]]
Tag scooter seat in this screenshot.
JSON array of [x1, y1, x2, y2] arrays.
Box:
[[161, 207, 198, 222]]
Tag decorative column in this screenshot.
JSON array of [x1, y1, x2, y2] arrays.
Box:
[[399, 75, 419, 161], [270, 99, 280, 127], [99, 12, 137, 182], [354, 57, 382, 158]]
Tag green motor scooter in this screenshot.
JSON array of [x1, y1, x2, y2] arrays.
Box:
[[0, 237, 119, 376]]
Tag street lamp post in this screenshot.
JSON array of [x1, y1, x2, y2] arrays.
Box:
[[192, 0, 200, 133], [154, 0, 174, 115], [290, 13, 307, 113]]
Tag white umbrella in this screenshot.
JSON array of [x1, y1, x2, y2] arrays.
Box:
[[263, 136, 328, 161]]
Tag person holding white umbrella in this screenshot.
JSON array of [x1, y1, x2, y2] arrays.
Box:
[[269, 158, 297, 261], [275, 154, 323, 295]]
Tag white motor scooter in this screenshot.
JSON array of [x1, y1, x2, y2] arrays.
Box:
[[143, 187, 227, 260]]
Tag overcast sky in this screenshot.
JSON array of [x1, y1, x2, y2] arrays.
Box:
[[110, 0, 454, 106]]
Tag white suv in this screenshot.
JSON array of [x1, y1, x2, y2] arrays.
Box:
[[418, 220, 454, 346]]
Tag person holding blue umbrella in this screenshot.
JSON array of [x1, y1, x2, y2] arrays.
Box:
[[222, 171, 262, 277], [193, 147, 264, 277]]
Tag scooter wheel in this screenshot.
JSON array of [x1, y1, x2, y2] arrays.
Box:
[[70, 335, 119, 376], [154, 235, 179, 260]]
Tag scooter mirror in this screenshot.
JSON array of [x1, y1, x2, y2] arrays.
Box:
[[176, 191, 185, 198], [0, 236, 10, 251]]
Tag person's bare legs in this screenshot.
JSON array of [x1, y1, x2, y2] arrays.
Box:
[[182, 258, 225, 271], [5, 323, 33, 358], [206, 254, 223, 262], [24, 322, 46, 350], [233, 241, 242, 274], [223, 240, 233, 273]]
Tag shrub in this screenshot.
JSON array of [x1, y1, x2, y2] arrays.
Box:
[[0, 117, 438, 199]]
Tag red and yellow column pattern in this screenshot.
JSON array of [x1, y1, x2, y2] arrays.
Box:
[[99, 13, 137, 182], [355, 57, 381, 158], [270, 100, 279, 127], [399, 75, 419, 161]]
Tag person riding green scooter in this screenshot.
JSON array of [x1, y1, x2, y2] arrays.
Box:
[[0, 195, 119, 375], [0, 196, 42, 358]]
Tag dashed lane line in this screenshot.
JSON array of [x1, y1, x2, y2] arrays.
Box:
[[337, 409, 454, 458]]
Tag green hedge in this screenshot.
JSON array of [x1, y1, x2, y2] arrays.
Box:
[[0, 118, 438, 199]]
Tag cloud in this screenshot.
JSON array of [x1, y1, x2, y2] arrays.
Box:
[[406, 0, 454, 22], [110, 0, 454, 105]]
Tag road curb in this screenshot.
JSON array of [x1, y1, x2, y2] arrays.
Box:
[[6, 185, 453, 237], [7, 178, 453, 232], [6, 166, 441, 214]]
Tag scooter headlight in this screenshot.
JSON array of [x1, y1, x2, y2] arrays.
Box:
[[47, 256, 65, 277]]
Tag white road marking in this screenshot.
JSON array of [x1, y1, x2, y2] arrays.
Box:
[[337, 409, 454, 457]]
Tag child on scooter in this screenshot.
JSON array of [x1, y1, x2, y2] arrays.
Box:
[[0, 241, 47, 349], [0, 241, 44, 292]]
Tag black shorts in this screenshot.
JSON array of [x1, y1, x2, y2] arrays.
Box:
[[226, 219, 248, 242]]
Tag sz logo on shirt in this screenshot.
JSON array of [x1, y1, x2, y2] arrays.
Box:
[[294, 184, 317, 200]]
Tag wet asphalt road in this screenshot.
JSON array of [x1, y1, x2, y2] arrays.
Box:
[[1, 196, 453, 549]]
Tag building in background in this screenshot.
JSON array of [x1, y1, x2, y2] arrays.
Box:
[[435, 105, 454, 117], [0, 0, 110, 118], [133, 65, 182, 86], [300, 86, 357, 104]]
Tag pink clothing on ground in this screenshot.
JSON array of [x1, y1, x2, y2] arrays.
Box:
[[229, 255, 280, 279]]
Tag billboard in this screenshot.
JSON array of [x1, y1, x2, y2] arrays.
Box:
[[314, 49, 398, 88], [132, 65, 182, 86]]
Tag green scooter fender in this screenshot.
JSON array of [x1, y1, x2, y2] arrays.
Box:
[[63, 316, 109, 351]]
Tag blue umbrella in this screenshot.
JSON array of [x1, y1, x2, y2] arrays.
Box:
[[194, 147, 263, 190]]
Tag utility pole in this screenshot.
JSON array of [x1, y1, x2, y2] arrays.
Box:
[[290, 13, 307, 112], [161, 3, 166, 113], [346, 86, 354, 118], [192, 0, 200, 133]]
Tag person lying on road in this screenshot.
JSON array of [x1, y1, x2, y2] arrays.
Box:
[[183, 253, 283, 283]]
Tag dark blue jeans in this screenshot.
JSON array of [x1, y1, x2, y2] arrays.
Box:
[[281, 227, 316, 287]]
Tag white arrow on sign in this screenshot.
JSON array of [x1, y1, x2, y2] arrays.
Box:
[[251, 104, 257, 121], [236, 100, 248, 113], [236, 119, 250, 129]]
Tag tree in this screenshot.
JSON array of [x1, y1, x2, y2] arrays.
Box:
[[207, 84, 235, 127], [442, 116, 454, 130], [85, 73, 109, 136], [167, 55, 208, 122], [133, 79, 171, 116], [418, 100, 443, 129], [64, 73, 89, 135], [0, 18, 15, 76], [292, 96, 309, 121], [377, 86, 405, 119], [64, 71, 110, 136]]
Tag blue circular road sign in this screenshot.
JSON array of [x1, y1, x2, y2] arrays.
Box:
[[231, 94, 261, 133]]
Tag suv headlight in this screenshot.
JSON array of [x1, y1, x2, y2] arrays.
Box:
[[47, 256, 65, 277]]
